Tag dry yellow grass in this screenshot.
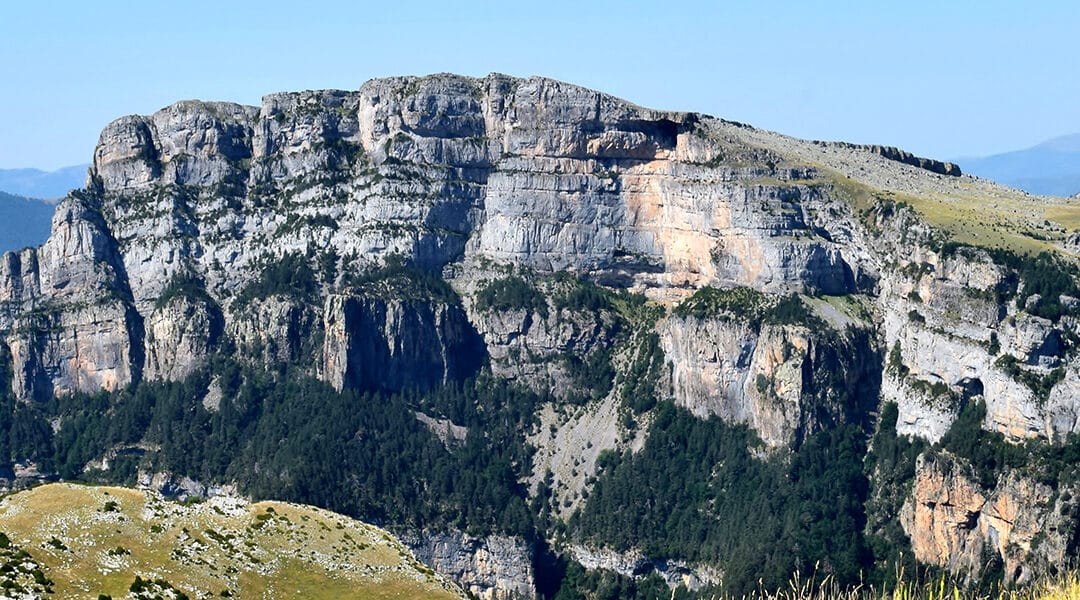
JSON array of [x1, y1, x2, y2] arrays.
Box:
[[1045, 205, 1080, 232], [0, 482, 464, 600], [703, 569, 1080, 600], [1026, 573, 1080, 600], [823, 171, 1077, 257]]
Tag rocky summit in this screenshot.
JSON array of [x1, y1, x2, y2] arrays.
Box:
[[0, 73, 1079, 598]]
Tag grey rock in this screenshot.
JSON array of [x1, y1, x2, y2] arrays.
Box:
[[0, 72, 1077, 590], [137, 470, 239, 502], [228, 295, 318, 366], [321, 293, 484, 393], [144, 294, 222, 381], [819, 141, 961, 176], [661, 316, 879, 448], [404, 530, 534, 600], [568, 544, 721, 591]]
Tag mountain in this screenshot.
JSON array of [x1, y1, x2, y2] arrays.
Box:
[[0, 73, 1078, 599], [958, 134, 1080, 196], [0, 164, 89, 199], [0, 191, 55, 253], [0, 482, 465, 599]]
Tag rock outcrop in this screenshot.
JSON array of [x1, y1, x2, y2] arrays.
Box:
[[902, 451, 1080, 585], [404, 531, 535, 600], [661, 311, 880, 447], [879, 247, 1080, 444], [144, 294, 222, 381], [1, 72, 1078, 593], [568, 544, 721, 591], [322, 293, 484, 393], [2, 194, 142, 401], [818, 141, 962, 176]]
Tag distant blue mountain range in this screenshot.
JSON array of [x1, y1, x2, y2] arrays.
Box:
[[0, 164, 88, 200], [957, 134, 1080, 197], [0, 191, 55, 254]]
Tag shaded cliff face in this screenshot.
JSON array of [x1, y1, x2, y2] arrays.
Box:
[[1, 73, 1079, 595], [404, 531, 535, 600], [322, 292, 484, 393]]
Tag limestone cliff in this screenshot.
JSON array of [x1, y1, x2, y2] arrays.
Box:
[[1, 72, 1078, 594], [322, 292, 484, 393], [902, 450, 1080, 585], [661, 311, 880, 448], [404, 531, 535, 600]]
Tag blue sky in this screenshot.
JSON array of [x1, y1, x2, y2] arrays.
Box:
[[2, 1, 1077, 169]]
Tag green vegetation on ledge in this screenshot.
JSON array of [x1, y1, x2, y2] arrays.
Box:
[[673, 286, 826, 332], [233, 251, 319, 307], [476, 275, 549, 317]]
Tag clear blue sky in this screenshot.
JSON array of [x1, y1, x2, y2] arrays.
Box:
[[2, 1, 1077, 170]]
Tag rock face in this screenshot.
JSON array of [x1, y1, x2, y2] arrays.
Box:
[[465, 279, 622, 396], [568, 544, 721, 591], [3, 73, 847, 403], [144, 294, 222, 381], [322, 293, 484, 393], [879, 247, 1080, 444], [661, 312, 880, 447], [0, 73, 894, 405], [2, 196, 142, 401], [902, 451, 1080, 585], [136, 470, 238, 501], [404, 531, 534, 600], [1, 72, 1079, 593], [820, 142, 962, 176], [228, 295, 317, 366]]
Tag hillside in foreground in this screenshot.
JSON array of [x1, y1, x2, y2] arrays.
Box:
[[0, 483, 464, 600]]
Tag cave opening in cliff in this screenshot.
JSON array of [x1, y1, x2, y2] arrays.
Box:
[[958, 377, 985, 401]]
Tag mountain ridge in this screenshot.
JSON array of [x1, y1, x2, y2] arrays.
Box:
[[0, 190, 55, 253], [957, 133, 1080, 197], [0, 72, 1078, 598], [0, 164, 88, 200]]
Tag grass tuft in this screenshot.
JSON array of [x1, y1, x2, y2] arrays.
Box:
[[705, 567, 1080, 600]]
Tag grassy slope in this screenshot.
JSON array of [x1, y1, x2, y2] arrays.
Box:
[[730, 122, 1080, 257], [0, 483, 464, 600], [829, 172, 1078, 255], [906, 180, 1079, 255]]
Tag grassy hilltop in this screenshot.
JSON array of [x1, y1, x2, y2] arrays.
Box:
[[0, 483, 464, 600]]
